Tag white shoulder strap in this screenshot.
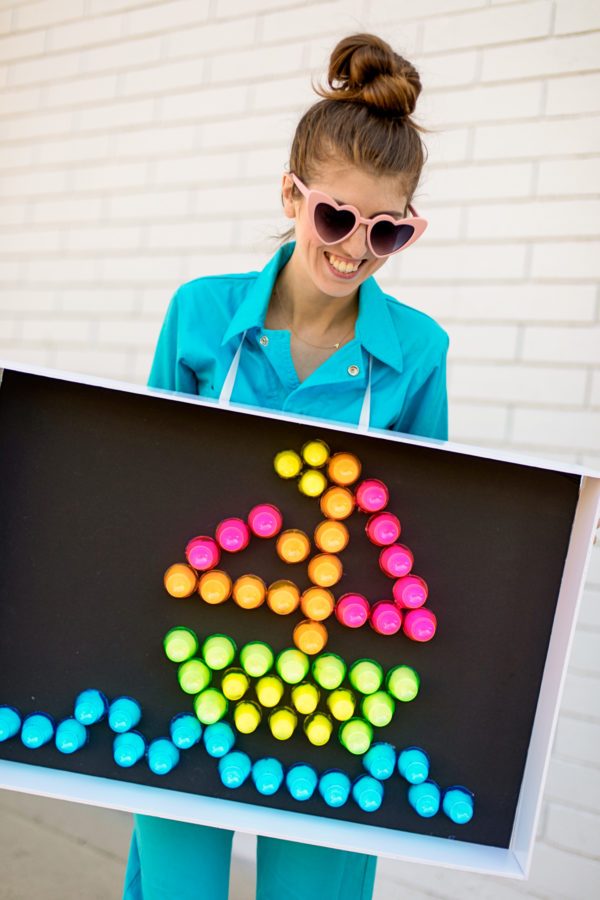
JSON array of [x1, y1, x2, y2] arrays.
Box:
[[218, 330, 247, 407], [357, 353, 373, 433]]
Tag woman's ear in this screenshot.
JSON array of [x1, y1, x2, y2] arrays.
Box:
[[281, 173, 297, 220]]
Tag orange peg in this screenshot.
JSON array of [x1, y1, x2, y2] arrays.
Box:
[[314, 520, 349, 554], [232, 574, 266, 610], [327, 452, 361, 486], [300, 586, 335, 622], [267, 580, 301, 615], [197, 569, 232, 605], [320, 486, 355, 520], [276, 529, 311, 564], [164, 563, 198, 598], [307, 553, 343, 587], [293, 620, 328, 655]]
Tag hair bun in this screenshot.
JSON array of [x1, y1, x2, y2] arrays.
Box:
[[322, 33, 421, 118]]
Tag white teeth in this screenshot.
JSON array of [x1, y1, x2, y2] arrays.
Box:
[[327, 253, 361, 274]]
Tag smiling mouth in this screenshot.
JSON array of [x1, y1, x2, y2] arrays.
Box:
[[325, 251, 364, 275]]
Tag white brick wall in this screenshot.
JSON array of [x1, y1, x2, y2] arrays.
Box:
[[0, 2, 599, 898]]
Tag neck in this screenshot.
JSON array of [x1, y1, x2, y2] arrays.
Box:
[[274, 251, 359, 337]]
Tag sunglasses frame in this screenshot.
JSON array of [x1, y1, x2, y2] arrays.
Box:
[[290, 173, 427, 258]]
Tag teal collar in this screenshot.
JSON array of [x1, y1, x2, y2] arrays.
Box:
[[355, 275, 404, 374], [221, 244, 293, 345], [222, 242, 404, 374]]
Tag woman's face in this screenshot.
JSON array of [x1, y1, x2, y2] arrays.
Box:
[[282, 161, 409, 300]]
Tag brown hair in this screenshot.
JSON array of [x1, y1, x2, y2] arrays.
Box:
[[289, 33, 426, 202]]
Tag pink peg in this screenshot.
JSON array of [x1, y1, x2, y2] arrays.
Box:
[[185, 536, 220, 571], [393, 574, 428, 609], [215, 518, 250, 553], [248, 504, 282, 539], [355, 479, 389, 513], [403, 608, 437, 642], [379, 543, 414, 578], [369, 601, 403, 635], [335, 594, 370, 629]]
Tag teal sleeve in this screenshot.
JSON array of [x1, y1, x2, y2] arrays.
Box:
[[148, 290, 198, 394], [393, 340, 449, 441]]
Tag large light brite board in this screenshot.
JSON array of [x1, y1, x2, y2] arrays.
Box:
[[0, 363, 598, 878]]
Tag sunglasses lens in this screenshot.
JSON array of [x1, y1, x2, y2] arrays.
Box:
[[314, 202, 356, 244], [371, 221, 415, 256]]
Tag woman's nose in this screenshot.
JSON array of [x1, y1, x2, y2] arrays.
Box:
[[339, 224, 368, 259]]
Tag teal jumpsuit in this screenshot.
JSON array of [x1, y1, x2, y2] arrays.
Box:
[[122, 243, 448, 900]]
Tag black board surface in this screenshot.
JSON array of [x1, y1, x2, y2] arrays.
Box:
[[0, 369, 580, 848]]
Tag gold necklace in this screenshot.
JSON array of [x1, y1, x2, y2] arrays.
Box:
[[272, 283, 355, 351]]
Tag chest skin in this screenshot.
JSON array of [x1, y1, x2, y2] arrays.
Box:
[[287, 337, 343, 382], [263, 299, 356, 384]]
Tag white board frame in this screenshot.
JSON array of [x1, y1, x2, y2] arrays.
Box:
[[1, 361, 598, 879]]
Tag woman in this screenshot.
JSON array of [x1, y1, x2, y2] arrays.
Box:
[[124, 32, 448, 900]]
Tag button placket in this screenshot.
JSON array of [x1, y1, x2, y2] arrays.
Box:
[[259, 329, 300, 393]]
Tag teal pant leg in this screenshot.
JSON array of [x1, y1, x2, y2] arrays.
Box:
[[123, 814, 234, 900], [256, 836, 376, 900]]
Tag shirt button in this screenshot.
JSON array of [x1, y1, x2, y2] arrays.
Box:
[[347, 365, 360, 377], [259, 335, 269, 346]]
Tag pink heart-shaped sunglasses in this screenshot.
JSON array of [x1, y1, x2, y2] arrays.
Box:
[[291, 173, 427, 258]]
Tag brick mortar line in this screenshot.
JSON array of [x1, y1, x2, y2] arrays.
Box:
[[548, 0, 558, 37], [0, 102, 307, 124], [0, 243, 597, 256], [568, 657, 600, 673], [0, 24, 330, 68], [4, 21, 599, 73], [540, 835, 600, 863], [2, 63, 599, 96], [544, 804, 600, 823], [438, 317, 599, 326], [5, 99, 600, 125], [448, 421, 600, 437], [1, 193, 598, 209], [1, 180, 599, 201], [443, 69, 600, 88], [3, 160, 598, 178], [6, 277, 598, 291], [4, 133, 599, 161], [447, 398, 598, 411], [2, 49, 306, 89], [5, 0, 317, 38], [556, 710, 600, 728], [450, 360, 599, 369], [428, 158, 600, 169], [431, 73, 600, 94], [3, 317, 595, 340], [548, 755, 600, 775], [4, 236, 592, 253], [543, 799, 600, 817], [4, 61, 599, 94], [449, 330, 599, 336], [418, 27, 600, 53], [0, 322, 600, 342]]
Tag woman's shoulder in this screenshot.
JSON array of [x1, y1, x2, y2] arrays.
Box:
[[376, 288, 449, 365], [387, 294, 447, 341], [173, 269, 259, 308]]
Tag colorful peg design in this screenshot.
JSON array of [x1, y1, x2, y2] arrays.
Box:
[[165, 630, 418, 763], [162, 437, 436, 652], [1, 669, 473, 824], [0, 437, 474, 832]]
